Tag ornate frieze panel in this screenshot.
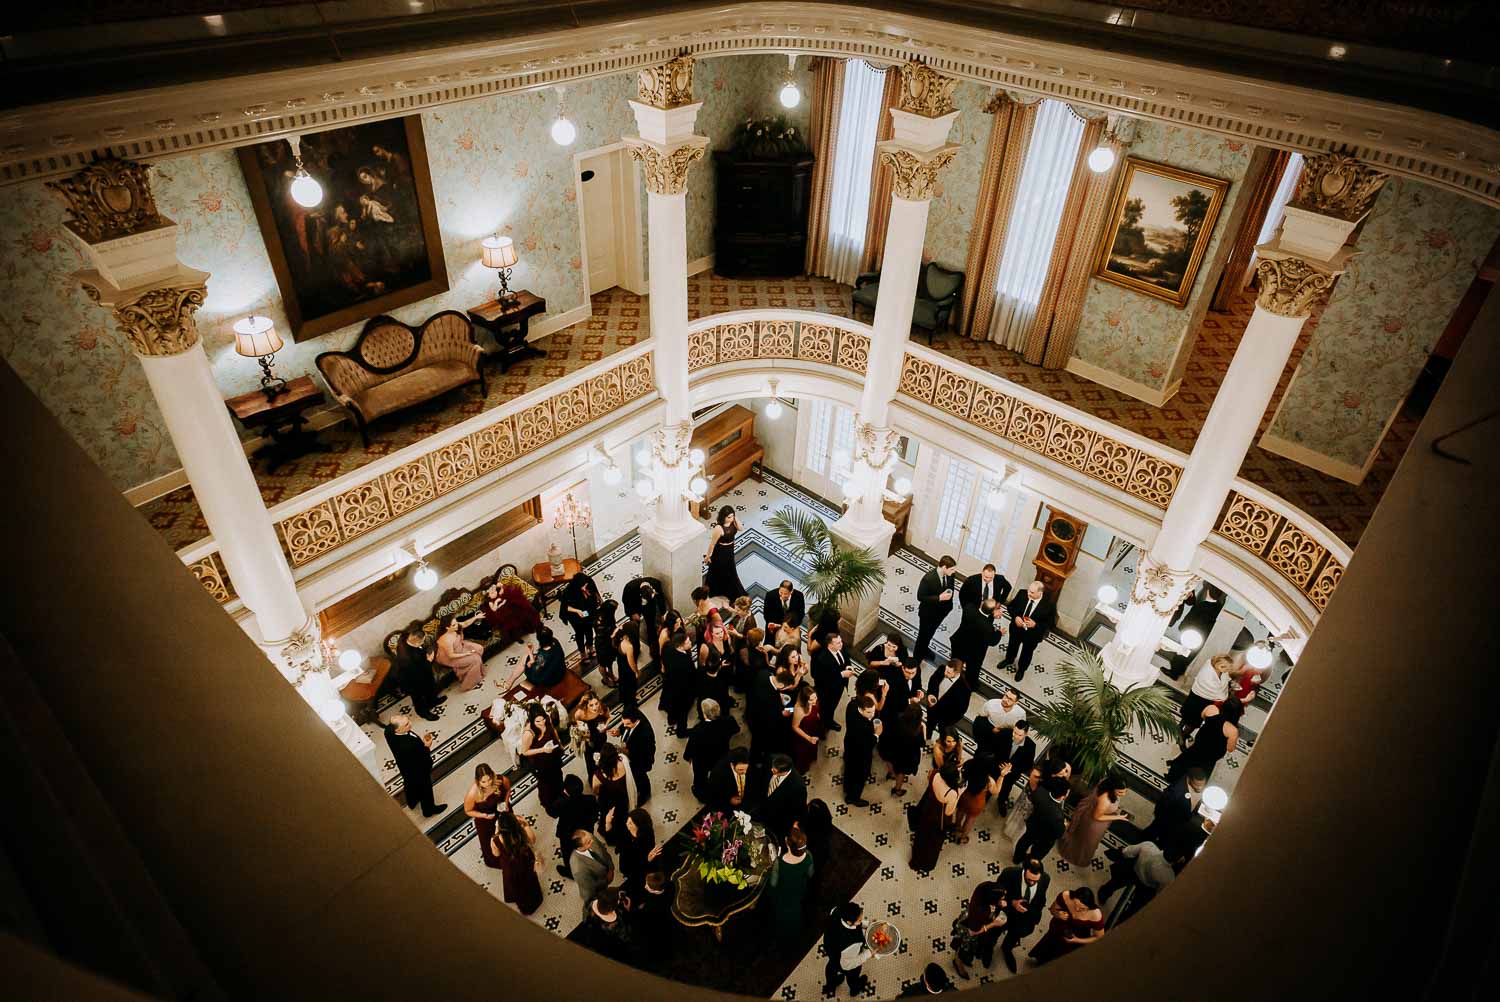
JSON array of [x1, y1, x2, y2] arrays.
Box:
[[898, 60, 958, 117], [1266, 524, 1326, 589], [471, 417, 518, 474], [382, 457, 436, 517], [1215, 492, 1279, 555], [618, 354, 655, 401], [1125, 455, 1180, 509], [429, 438, 478, 496], [280, 502, 340, 566], [44, 158, 167, 242], [587, 369, 624, 416], [1083, 437, 1135, 490], [968, 384, 1013, 436], [1291, 153, 1390, 222], [331, 481, 392, 540], [514, 400, 557, 453], [637, 54, 695, 109], [757, 320, 796, 358], [1044, 418, 1095, 470], [717, 321, 757, 363], [836, 330, 870, 373], [1307, 558, 1343, 611], [931, 369, 974, 419], [797, 323, 837, 364], [1007, 400, 1053, 453], [188, 553, 233, 603], [550, 383, 592, 438], [898, 354, 939, 401]]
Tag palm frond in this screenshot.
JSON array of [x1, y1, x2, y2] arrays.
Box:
[[763, 505, 886, 619], [1027, 648, 1178, 785], [765, 508, 832, 563]]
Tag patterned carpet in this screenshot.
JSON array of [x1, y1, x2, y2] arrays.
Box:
[[137, 274, 1400, 550]]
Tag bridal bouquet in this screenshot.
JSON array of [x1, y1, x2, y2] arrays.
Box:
[[688, 811, 756, 888]]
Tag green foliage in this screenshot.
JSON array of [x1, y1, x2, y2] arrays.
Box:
[[1026, 649, 1179, 785], [698, 861, 749, 889], [764, 506, 886, 625]]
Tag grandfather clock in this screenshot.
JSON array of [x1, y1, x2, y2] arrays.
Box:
[[1032, 506, 1088, 604]]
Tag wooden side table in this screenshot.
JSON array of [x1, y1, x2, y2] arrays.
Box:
[[469, 291, 547, 372], [225, 375, 329, 472], [340, 655, 392, 725], [531, 558, 582, 615]]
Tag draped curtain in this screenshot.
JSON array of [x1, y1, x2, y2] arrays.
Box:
[[858, 64, 905, 276], [822, 59, 889, 286], [804, 57, 846, 278], [957, 93, 1040, 339], [1209, 148, 1293, 312]]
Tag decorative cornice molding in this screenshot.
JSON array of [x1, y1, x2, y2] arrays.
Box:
[[81, 278, 207, 356], [626, 137, 708, 195], [877, 145, 959, 200], [637, 54, 696, 109], [898, 60, 957, 118], [1290, 152, 1391, 222], [1254, 255, 1341, 318], [43, 157, 168, 243]]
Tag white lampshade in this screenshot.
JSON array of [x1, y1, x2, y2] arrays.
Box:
[[893, 476, 913, 496], [337, 647, 363, 672], [778, 81, 801, 108], [1201, 786, 1229, 812], [413, 562, 438, 591], [551, 116, 577, 146], [233, 315, 284, 358], [1087, 146, 1117, 174], [602, 464, 622, 486], [688, 448, 705, 468], [1096, 583, 1118, 606], [634, 477, 656, 500], [289, 171, 324, 208], [764, 398, 784, 420], [688, 475, 709, 496], [1245, 642, 1273, 669], [1179, 628, 1204, 650], [481, 235, 518, 269]]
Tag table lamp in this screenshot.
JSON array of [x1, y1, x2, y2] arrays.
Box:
[[233, 315, 288, 399], [481, 235, 520, 306]]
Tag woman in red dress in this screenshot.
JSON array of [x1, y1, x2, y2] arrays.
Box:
[[790, 684, 823, 775], [491, 811, 543, 914], [465, 763, 512, 869], [482, 579, 541, 639]]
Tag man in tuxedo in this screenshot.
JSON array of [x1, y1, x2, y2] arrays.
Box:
[[959, 563, 1010, 612], [703, 747, 753, 812], [842, 694, 881, 807], [899, 964, 954, 996], [1000, 581, 1056, 680], [553, 774, 599, 878], [383, 715, 445, 817], [924, 658, 971, 739], [950, 598, 1005, 689], [763, 579, 806, 632], [1012, 775, 1068, 864], [614, 707, 656, 807], [570, 829, 615, 917], [685, 698, 739, 799], [1144, 767, 1208, 853], [913, 555, 958, 665], [997, 859, 1050, 973], [754, 754, 807, 839], [621, 575, 667, 658], [878, 658, 923, 761], [993, 719, 1036, 814], [811, 631, 854, 733], [395, 630, 445, 720], [661, 628, 697, 735], [747, 667, 796, 764]]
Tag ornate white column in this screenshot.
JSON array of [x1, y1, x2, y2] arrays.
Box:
[[1101, 154, 1387, 689], [624, 57, 711, 610], [832, 62, 959, 638], [53, 160, 376, 775]]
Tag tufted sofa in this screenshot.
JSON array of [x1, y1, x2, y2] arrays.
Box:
[[316, 310, 486, 445]]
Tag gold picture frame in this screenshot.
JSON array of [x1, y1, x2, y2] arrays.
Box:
[[1094, 157, 1229, 307]]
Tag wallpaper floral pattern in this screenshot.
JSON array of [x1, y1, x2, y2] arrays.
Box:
[[1070, 121, 1253, 390], [921, 80, 992, 271], [1264, 176, 1500, 471], [0, 55, 799, 493]]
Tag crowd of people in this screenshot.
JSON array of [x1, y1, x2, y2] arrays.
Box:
[[382, 520, 1221, 993]]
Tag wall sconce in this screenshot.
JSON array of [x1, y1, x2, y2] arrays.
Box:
[[551, 87, 577, 146], [286, 134, 324, 208], [1096, 583, 1119, 606], [481, 235, 519, 305], [1179, 627, 1204, 650], [588, 442, 622, 485], [778, 54, 801, 108], [1087, 146, 1117, 173], [764, 378, 784, 420], [399, 545, 437, 590]]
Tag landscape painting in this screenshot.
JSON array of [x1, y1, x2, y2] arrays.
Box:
[[1094, 157, 1229, 307], [238, 116, 448, 341]]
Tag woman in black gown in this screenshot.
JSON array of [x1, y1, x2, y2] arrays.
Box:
[[1166, 697, 1242, 783], [558, 572, 602, 666], [703, 505, 747, 601], [617, 808, 662, 897], [592, 743, 631, 847]]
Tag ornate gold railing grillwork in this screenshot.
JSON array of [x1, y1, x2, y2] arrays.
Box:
[[1214, 491, 1345, 611]]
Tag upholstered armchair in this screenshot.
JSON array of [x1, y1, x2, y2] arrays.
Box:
[[316, 310, 485, 446], [851, 262, 965, 343]]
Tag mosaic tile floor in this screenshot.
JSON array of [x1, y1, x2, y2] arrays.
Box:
[[358, 471, 1254, 998]]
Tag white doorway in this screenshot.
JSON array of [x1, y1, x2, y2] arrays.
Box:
[[575, 145, 644, 296], [910, 450, 1023, 576], [793, 397, 859, 503]]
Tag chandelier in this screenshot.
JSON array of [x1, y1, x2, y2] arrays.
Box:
[[553, 492, 592, 560]]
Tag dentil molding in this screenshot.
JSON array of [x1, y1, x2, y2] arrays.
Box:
[[1, 3, 1497, 206]]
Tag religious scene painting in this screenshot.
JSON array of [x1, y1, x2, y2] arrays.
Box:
[[238, 116, 448, 340], [1095, 157, 1229, 307]]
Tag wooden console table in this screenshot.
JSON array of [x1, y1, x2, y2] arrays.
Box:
[[468, 292, 547, 373], [688, 405, 764, 518], [225, 375, 329, 472]]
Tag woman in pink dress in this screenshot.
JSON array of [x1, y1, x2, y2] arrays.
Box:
[[790, 684, 823, 774], [1058, 776, 1131, 867], [435, 615, 486, 690]]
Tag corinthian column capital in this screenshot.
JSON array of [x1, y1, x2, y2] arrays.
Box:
[[79, 264, 211, 357], [853, 422, 901, 470], [625, 137, 709, 196], [1253, 253, 1342, 318], [876, 145, 959, 201]]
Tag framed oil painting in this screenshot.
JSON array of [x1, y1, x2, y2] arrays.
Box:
[[1094, 157, 1229, 307], [237, 116, 448, 341]]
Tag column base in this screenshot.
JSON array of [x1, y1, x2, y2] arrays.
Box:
[[828, 517, 895, 642], [639, 517, 710, 614]]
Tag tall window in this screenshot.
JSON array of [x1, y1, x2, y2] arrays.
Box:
[[988, 100, 1086, 349], [805, 398, 857, 480], [824, 59, 888, 285], [1255, 152, 1305, 253]]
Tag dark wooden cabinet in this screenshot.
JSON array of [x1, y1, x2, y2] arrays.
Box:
[[714, 153, 814, 278]]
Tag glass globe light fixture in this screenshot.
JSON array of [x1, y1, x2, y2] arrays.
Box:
[[778, 80, 801, 108], [1087, 146, 1116, 174], [602, 463, 622, 486], [635, 477, 656, 500], [688, 475, 709, 496], [1096, 583, 1118, 606], [337, 647, 363, 672], [413, 561, 438, 591], [985, 484, 1006, 510], [1179, 627, 1204, 650], [765, 398, 784, 420], [893, 476, 913, 496], [688, 448, 705, 468], [551, 115, 577, 146], [1244, 641, 1273, 669], [289, 170, 324, 208], [1202, 786, 1229, 812]]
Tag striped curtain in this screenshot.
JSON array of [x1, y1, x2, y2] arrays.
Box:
[[1210, 148, 1291, 311], [1020, 115, 1115, 368], [956, 94, 1040, 339], [857, 64, 905, 276], [803, 57, 846, 278]]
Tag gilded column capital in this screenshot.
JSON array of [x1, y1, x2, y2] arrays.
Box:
[[650, 420, 696, 467], [637, 54, 696, 109], [1130, 552, 1199, 617], [626, 136, 708, 196], [876, 145, 959, 201], [80, 269, 209, 357], [853, 422, 901, 469], [44, 157, 169, 243], [1253, 254, 1341, 318], [1290, 152, 1390, 222], [898, 60, 957, 117]]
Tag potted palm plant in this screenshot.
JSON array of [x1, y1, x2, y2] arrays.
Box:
[[1026, 649, 1179, 788], [763, 507, 885, 628]]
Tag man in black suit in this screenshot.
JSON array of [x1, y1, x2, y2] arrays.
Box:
[[747, 667, 796, 764], [999, 581, 1056, 680], [383, 715, 446, 817], [878, 658, 923, 762], [842, 694, 881, 807], [395, 630, 445, 720], [614, 707, 656, 807], [1012, 775, 1068, 863], [959, 563, 1010, 612], [754, 754, 807, 839], [660, 628, 697, 735], [993, 720, 1036, 814], [621, 575, 667, 658], [703, 747, 752, 813], [950, 597, 1005, 689], [1144, 767, 1207, 852], [822, 902, 872, 995], [913, 555, 958, 665], [811, 631, 855, 733], [997, 859, 1050, 973], [553, 774, 599, 878], [684, 698, 739, 799], [762, 579, 806, 632], [923, 658, 971, 739]]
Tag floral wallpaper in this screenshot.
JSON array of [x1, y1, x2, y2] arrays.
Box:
[[0, 55, 799, 493], [1070, 121, 1254, 390], [922, 80, 993, 271], [1264, 176, 1500, 473]]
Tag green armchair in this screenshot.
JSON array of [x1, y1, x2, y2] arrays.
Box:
[[851, 261, 965, 342]]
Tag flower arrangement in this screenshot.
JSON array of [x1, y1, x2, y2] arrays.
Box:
[[731, 116, 809, 159], [688, 810, 756, 888]]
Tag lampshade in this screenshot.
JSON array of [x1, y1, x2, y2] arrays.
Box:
[[233, 315, 284, 358], [1096, 584, 1118, 606], [1245, 642, 1274, 669], [1179, 627, 1204, 650], [1202, 786, 1229, 812], [481, 235, 518, 269]]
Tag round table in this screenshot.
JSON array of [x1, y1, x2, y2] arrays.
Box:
[[531, 558, 582, 615], [670, 828, 777, 942]]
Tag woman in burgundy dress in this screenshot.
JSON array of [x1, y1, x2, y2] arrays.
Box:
[[910, 759, 961, 873], [491, 811, 543, 914], [518, 704, 564, 815], [465, 763, 512, 869], [1028, 887, 1105, 966], [790, 684, 823, 775], [592, 743, 631, 847], [482, 579, 541, 639]]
